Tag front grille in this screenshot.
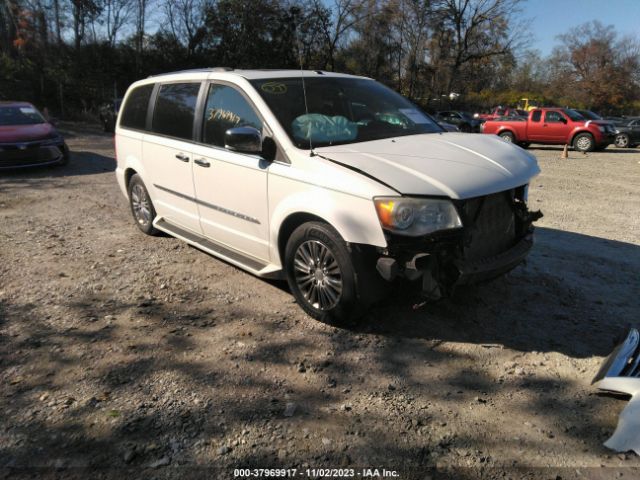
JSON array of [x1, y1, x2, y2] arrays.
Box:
[[461, 190, 517, 261], [0, 145, 62, 167]]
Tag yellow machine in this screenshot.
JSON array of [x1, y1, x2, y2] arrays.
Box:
[[519, 98, 539, 111]]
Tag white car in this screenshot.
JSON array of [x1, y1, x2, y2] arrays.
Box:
[[115, 68, 541, 322]]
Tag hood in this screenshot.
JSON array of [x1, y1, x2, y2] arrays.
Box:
[[314, 132, 540, 199], [0, 123, 57, 143]]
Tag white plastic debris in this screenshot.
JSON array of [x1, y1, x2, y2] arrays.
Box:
[[594, 376, 640, 455]]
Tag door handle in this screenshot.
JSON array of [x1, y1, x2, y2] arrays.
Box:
[[194, 158, 210, 168], [175, 153, 189, 162]]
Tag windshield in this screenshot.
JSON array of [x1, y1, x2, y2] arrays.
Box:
[[564, 109, 586, 121], [250, 77, 443, 149], [579, 110, 602, 120], [0, 105, 46, 126]]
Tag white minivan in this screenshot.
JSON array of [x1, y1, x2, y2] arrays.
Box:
[[115, 68, 542, 322]]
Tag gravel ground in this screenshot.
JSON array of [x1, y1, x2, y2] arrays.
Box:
[[1, 124, 639, 479]]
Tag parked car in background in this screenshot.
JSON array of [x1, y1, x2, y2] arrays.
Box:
[[481, 108, 616, 151], [612, 117, 640, 148], [99, 98, 122, 133], [435, 111, 481, 132], [434, 119, 459, 132], [0, 102, 69, 169], [574, 109, 603, 121], [475, 107, 528, 122], [115, 68, 542, 322]]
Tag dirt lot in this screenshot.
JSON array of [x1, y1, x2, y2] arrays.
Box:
[[1, 124, 639, 479]]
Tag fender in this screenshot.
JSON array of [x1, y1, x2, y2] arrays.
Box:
[[268, 186, 387, 267]]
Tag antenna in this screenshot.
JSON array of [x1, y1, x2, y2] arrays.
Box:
[[295, 29, 314, 156]]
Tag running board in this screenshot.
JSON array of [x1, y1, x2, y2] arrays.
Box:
[[154, 218, 268, 273]]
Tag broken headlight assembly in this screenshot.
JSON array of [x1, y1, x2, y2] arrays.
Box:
[[373, 197, 462, 236]]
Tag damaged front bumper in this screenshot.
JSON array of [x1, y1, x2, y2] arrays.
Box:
[[374, 187, 542, 299]]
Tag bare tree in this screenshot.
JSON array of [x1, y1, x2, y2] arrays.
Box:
[[70, 0, 101, 49], [162, 0, 208, 58], [434, 0, 527, 94], [99, 0, 133, 46], [323, 0, 369, 70], [400, 0, 432, 98]]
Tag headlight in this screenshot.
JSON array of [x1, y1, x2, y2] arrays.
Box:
[[374, 197, 462, 236]]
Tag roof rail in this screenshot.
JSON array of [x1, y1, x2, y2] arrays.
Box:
[[147, 67, 234, 78]]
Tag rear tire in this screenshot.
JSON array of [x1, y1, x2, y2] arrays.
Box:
[[499, 131, 515, 143], [573, 132, 595, 152], [284, 221, 363, 324], [128, 174, 159, 235]]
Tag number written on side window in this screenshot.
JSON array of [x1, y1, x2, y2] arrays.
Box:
[[152, 83, 201, 140], [203, 84, 262, 148]]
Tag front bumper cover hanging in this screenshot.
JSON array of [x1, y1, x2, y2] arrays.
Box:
[[592, 328, 640, 455]]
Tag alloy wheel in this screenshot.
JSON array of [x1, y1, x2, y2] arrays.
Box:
[[293, 240, 343, 310], [576, 136, 593, 151], [131, 184, 152, 227], [615, 134, 629, 148]]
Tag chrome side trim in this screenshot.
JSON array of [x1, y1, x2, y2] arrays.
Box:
[[153, 183, 261, 224]]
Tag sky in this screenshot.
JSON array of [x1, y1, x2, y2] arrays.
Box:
[[522, 0, 640, 55]]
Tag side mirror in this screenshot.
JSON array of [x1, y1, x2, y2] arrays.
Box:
[[224, 127, 262, 154], [560, 117, 567, 124]]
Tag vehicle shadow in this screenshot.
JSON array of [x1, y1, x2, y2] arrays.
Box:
[[529, 145, 639, 154], [339, 227, 640, 359], [0, 151, 115, 181]]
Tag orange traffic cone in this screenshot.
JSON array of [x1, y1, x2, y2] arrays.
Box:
[[561, 144, 568, 159]]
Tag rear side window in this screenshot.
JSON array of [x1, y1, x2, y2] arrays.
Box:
[[531, 110, 541, 122], [120, 84, 153, 130], [152, 83, 201, 140]]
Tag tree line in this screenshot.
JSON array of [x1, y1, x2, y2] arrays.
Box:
[[1, 0, 639, 118]]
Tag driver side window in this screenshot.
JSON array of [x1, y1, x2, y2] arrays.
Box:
[[202, 84, 262, 148]]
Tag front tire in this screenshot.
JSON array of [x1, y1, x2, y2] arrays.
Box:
[[57, 144, 70, 166], [615, 133, 630, 148], [573, 132, 595, 152], [284, 222, 361, 323], [128, 174, 159, 235]]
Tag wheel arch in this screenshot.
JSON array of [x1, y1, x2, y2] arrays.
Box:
[[277, 212, 329, 269], [497, 128, 517, 141], [124, 167, 138, 190], [570, 129, 594, 146]]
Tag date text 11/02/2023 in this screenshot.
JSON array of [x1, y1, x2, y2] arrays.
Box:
[[233, 468, 400, 478]]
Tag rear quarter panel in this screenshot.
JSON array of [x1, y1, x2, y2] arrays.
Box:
[[114, 128, 145, 198], [482, 120, 528, 141]]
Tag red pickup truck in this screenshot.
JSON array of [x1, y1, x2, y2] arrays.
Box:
[[481, 108, 617, 152]]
